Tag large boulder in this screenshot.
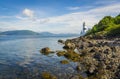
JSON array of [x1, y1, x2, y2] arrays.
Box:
[[58, 39, 65, 44], [63, 40, 76, 50], [40, 47, 51, 55]]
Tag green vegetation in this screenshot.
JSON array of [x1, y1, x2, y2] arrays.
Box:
[[86, 14, 120, 37]]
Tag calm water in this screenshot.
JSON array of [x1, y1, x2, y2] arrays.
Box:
[[0, 36, 79, 79]]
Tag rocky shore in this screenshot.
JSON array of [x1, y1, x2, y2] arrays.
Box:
[[40, 36, 120, 79], [70, 36, 120, 79]]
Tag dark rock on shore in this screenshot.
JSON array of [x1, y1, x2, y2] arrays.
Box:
[[41, 72, 57, 79], [63, 39, 76, 50], [56, 50, 80, 62], [56, 51, 66, 56], [58, 39, 65, 44], [40, 47, 54, 55], [60, 60, 69, 64]]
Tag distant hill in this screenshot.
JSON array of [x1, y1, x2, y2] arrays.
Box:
[[86, 14, 120, 37], [0, 30, 79, 37], [0, 30, 39, 35]]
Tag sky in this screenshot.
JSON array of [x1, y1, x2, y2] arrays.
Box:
[[0, 0, 120, 34]]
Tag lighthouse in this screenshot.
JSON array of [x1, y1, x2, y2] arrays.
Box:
[[83, 22, 86, 34], [80, 22, 87, 35]]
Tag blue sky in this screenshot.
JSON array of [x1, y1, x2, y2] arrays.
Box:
[[0, 0, 120, 33]]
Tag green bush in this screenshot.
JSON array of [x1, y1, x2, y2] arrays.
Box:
[[86, 14, 120, 37]]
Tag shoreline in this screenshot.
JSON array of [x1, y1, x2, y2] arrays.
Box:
[[66, 36, 120, 79], [41, 36, 120, 79]]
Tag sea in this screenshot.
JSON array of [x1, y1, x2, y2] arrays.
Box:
[[0, 35, 81, 79]]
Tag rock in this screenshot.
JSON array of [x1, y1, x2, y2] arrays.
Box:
[[56, 51, 66, 56], [41, 72, 57, 79], [70, 75, 80, 79], [101, 75, 108, 79], [110, 46, 117, 52], [76, 65, 81, 71], [88, 65, 96, 73], [103, 49, 109, 54], [66, 43, 75, 49], [80, 49, 89, 57], [79, 45, 84, 49], [40, 47, 52, 55], [103, 46, 111, 54], [70, 75, 84, 79], [64, 51, 80, 62], [64, 40, 76, 50], [88, 41, 94, 47], [63, 46, 69, 49], [60, 60, 69, 64], [58, 39, 65, 44], [89, 49, 96, 53], [90, 47, 100, 53]]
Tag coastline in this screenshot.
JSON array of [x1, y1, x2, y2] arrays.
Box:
[[41, 35, 120, 79], [67, 36, 120, 79]]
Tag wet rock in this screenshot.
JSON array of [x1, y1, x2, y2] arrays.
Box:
[[41, 72, 57, 79], [64, 51, 80, 62], [70, 75, 84, 79], [56, 51, 66, 56], [63, 46, 69, 49], [58, 39, 65, 44], [76, 65, 81, 71], [60, 60, 69, 64], [40, 47, 52, 55]]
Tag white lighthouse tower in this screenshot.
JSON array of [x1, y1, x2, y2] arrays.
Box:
[[81, 22, 87, 35], [83, 22, 86, 34]]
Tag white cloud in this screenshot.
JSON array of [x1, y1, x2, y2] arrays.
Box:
[[16, 8, 49, 23], [22, 8, 34, 18]]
